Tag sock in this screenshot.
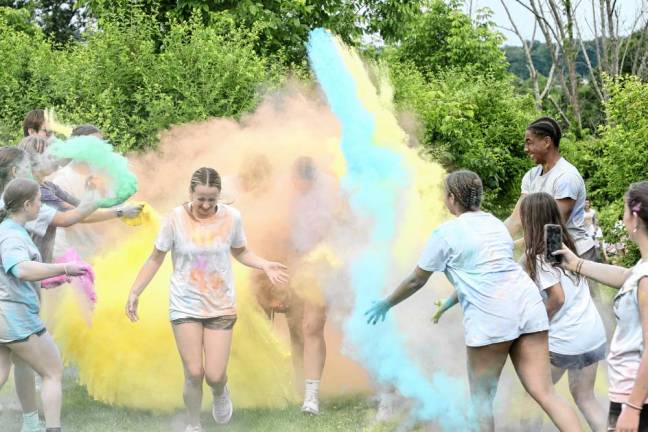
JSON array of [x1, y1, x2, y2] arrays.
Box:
[[22, 411, 40, 428], [304, 379, 320, 402]]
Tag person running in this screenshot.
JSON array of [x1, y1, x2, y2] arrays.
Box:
[[365, 170, 581, 432], [125, 167, 288, 432], [0, 178, 88, 432], [520, 192, 606, 431], [555, 181, 648, 432]]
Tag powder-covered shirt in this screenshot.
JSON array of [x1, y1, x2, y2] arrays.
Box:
[[36, 182, 78, 263], [521, 157, 594, 255], [608, 260, 648, 403], [417, 211, 548, 347], [155, 204, 247, 321], [48, 163, 109, 259], [533, 256, 606, 355], [0, 218, 45, 343]]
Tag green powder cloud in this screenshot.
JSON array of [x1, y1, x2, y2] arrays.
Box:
[[49, 136, 138, 208]]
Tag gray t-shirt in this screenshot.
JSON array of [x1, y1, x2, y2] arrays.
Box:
[[0, 218, 44, 343], [521, 157, 594, 255]]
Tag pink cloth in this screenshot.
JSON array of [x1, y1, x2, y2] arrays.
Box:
[[41, 249, 96, 303]]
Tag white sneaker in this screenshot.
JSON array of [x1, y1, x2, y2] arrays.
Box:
[[184, 425, 203, 432], [20, 424, 43, 432], [212, 386, 233, 424], [20, 415, 43, 432], [301, 394, 320, 415]]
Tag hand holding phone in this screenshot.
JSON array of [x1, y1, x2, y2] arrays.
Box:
[[545, 224, 563, 265]]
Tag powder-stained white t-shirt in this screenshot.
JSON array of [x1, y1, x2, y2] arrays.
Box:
[[417, 211, 548, 347], [155, 204, 246, 321], [521, 157, 594, 255], [533, 256, 606, 355], [608, 260, 648, 403]]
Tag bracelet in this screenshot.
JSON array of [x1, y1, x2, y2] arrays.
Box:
[[116, 208, 124, 218], [624, 401, 643, 411], [575, 259, 584, 274]]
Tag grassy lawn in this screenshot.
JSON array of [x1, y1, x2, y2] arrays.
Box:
[[0, 373, 392, 432]]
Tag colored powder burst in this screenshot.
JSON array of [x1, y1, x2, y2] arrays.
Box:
[[307, 29, 470, 427], [49, 136, 138, 208], [51, 204, 298, 410]]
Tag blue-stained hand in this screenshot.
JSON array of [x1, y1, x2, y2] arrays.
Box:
[[365, 300, 390, 325]]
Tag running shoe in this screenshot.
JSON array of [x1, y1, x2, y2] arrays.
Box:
[[212, 385, 233, 424]]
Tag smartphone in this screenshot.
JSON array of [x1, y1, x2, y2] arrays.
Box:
[[545, 224, 563, 265]]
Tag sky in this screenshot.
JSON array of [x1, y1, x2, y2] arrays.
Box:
[[468, 1, 647, 46]]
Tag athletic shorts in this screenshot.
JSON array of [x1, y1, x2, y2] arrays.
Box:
[[3, 327, 47, 345], [550, 342, 606, 370], [608, 402, 648, 431], [171, 315, 237, 330]]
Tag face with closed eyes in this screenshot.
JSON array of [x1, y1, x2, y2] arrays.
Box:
[[190, 184, 220, 218]]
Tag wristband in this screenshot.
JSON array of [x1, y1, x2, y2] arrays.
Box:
[[624, 401, 643, 411]]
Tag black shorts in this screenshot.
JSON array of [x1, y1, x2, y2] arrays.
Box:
[[549, 343, 606, 370], [5, 327, 47, 344], [171, 315, 237, 330], [608, 402, 648, 431]]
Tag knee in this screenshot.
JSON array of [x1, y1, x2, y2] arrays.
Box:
[[526, 382, 555, 405], [205, 370, 226, 388], [184, 365, 204, 385], [41, 360, 63, 381], [302, 316, 325, 339]]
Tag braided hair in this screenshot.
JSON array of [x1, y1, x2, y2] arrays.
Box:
[[445, 170, 483, 212], [190, 167, 222, 192], [527, 117, 562, 148], [626, 181, 648, 232]]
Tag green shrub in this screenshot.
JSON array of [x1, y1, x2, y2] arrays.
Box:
[[0, 10, 284, 151], [389, 60, 537, 217]]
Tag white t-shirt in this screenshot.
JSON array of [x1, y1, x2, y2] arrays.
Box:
[[608, 260, 648, 403], [417, 211, 548, 347], [533, 256, 606, 355], [48, 162, 110, 259], [155, 204, 247, 321], [521, 157, 594, 255]]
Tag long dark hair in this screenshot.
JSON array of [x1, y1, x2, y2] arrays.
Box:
[[520, 192, 580, 283]]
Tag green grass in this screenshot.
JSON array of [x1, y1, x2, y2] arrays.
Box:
[[0, 373, 393, 432]]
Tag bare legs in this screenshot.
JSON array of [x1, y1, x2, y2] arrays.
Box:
[[466, 331, 581, 432], [172, 322, 233, 427]]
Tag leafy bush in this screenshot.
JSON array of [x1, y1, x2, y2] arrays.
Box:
[[563, 76, 648, 266], [0, 9, 284, 151], [389, 60, 537, 217], [393, 0, 508, 79]]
